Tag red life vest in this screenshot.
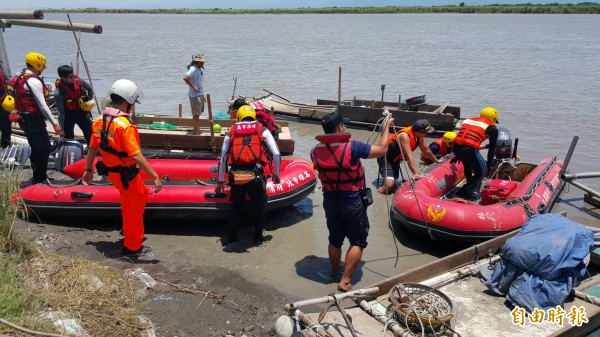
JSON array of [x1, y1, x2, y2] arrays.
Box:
[[227, 121, 270, 167], [8, 71, 48, 113], [55, 74, 82, 110], [420, 138, 449, 162], [311, 133, 365, 192], [454, 117, 492, 149], [388, 126, 420, 162], [250, 101, 278, 136], [0, 68, 8, 98]]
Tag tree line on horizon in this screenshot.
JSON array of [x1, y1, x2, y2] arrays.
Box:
[[45, 2, 600, 14]]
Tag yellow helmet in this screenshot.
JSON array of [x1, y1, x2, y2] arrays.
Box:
[[442, 131, 457, 144], [1, 95, 15, 112], [237, 105, 256, 122], [25, 52, 47, 72], [78, 96, 96, 112], [480, 106, 499, 124]]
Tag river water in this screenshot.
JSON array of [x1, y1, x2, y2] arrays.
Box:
[[3, 13, 599, 299]]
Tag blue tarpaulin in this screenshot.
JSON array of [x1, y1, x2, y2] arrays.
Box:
[[479, 213, 594, 312]]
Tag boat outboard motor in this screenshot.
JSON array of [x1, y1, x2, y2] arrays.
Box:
[[52, 139, 84, 172], [494, 126, 513, 160]]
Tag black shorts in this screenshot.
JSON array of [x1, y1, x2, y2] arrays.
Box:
[[323, 191, 370, 249]]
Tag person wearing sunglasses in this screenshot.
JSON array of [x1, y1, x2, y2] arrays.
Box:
[[54, 65, 95, 144]]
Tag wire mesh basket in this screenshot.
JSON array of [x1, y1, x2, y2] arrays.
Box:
[[388, 282, 454, 333]]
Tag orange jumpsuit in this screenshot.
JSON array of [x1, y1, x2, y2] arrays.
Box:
[[90, 115, 148, 252]]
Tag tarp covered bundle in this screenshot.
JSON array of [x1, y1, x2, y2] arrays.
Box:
[[479, 213, 594, 312]]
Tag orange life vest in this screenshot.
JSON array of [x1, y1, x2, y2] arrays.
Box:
[[311, 133, 365, 192], [227, 121, 269, 167], [93, 115, 137, 167], [388, 126, 420, 162], [9, 71, 48, 113], [420, 138, 449, 162], [454, 117, 493, 149], [55, 74, 83, 110]]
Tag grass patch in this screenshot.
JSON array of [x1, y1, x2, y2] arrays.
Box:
[[0, 253, 39, 321], [0, 168, 151, 336]]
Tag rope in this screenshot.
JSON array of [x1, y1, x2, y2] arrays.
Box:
[[369, 112, 401, 267]]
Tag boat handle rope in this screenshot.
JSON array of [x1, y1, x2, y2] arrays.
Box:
[[369, 112, 403, 267]]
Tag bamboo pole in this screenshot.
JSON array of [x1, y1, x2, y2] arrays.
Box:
[[284, 287, 379, 311], [207, 94, 216, 153], [0, 10, 44, 20], [66, 14, 101, 117], [337, 66, 342, 104], [291, 309, 333, 337], [3, 19, 102, 33]]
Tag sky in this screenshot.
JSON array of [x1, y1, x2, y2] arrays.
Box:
[[0, 1, 587, 10]]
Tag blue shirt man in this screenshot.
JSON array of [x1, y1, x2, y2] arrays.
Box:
[[311, 113, 394, 293]]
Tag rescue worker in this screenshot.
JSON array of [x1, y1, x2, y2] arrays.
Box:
[[54, 65, 94, 144], [0, 67, 14, 148], [376, 119, 440, 195], [215, 104, 281, 245], [9, 52, 64, 184], [311, 113, 395, 292], [420, 131, 457, 164], [82, 79, 162, 258], [452, 106, 499, 201]]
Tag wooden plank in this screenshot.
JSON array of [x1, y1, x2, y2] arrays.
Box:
[[305, 307, 395, 337], [138, 130, 295, 156], [136, 114, 290, 128], [337, 105, 457, 131], [11, 118, 295, 155], [366, 230, 519, 298]]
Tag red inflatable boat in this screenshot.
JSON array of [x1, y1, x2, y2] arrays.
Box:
[[18, 158, 316, 221], [392, 156, 565, 242], [64, 157, 223, 181]]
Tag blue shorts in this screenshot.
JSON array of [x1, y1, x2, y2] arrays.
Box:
[[323, 191, 370, 249]]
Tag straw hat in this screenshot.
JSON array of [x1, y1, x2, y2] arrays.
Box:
[[192, 53, 206, 62]]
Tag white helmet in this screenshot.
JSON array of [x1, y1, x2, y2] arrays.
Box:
[[110, 79, 144, 105]]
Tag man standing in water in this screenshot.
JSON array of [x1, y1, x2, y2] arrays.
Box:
[[311, 113, 394, 292], [183, 53, 205, 135], [215, 105, 281, 245]]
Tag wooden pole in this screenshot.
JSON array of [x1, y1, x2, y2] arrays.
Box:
[[4, 19, 102, 33], [337, 66, 342, 104], [207, 94, 216, 153], [67, 14, 101, 117], [178, 103, 183, 118]]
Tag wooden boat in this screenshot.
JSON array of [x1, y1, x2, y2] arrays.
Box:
[[277, 221, 600, 337], [134, 114, 296, 156], [17, 158, 316, 221], [254, 90, 460, 131], [10, 114, 296, 156], [392, 155, 565, 242]]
